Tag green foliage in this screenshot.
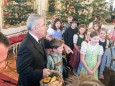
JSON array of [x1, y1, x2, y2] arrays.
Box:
[[58, 0, 115, 24], [48, 0, 55, 12]]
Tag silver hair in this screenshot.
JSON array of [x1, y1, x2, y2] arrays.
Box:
[[27, 14, 42, 30]]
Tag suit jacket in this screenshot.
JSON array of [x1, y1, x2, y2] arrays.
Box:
[[16, 33, 47, 86]]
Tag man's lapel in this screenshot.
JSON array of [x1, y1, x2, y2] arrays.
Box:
[[33, 41, 45, 56], [28, 33, 45, 56]]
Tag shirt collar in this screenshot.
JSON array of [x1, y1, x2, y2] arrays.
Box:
[[50, 52, 58, 57], [50, 51, 62, 57], [29, 32, 39, 42]]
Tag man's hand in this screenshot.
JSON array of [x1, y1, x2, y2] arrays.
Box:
[[43, 68, 51, 77]]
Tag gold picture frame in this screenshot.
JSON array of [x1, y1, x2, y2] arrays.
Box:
[[2, 0, 36, 29]]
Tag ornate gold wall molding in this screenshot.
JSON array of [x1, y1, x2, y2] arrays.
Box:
[[36, 0, 48, 16]]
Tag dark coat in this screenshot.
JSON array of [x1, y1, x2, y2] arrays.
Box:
[[64, 27, 78, 49], [16, 33, 47, 86]]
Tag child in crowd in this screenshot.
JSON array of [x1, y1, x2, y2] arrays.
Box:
[[90, 21, 101, 32], [99, 40, 115, 86], [64, 18, 79, 49], [47, 38, 64, 74], [108, 27, 115, 47], [70, 24, 86, 73], [84, 30, 92, 43], [46, 18, 63, 41], [64, 18, 78, 69], [80, 31, 103, 80], [98, 28, 109, 82], [108, 27, 115, 41], [63, 16, 73, 33], [99, 28, 109, 51], [76, 30, 92, 76], [48, 15, 58, 28], [88, 15, 101, 29]]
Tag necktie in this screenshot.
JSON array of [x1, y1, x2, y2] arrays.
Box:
[[38, 39, 43, 49], [38, 39, 42, 44]]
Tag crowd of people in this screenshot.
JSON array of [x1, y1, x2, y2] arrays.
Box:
[[0, 14, 115, 86]]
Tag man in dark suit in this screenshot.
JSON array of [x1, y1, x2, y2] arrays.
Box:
[[16, 14, 51, 86]]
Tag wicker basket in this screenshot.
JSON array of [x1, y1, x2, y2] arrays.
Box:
[[40, 70, 63, 86]]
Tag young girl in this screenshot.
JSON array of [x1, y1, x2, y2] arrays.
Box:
[[90, 21, 101, 32], [70, 24, 86, 72], [88, 15, 101, 29], [46, 18, 63, 41], [48, 15, 58, 28], [99, 40, 115, 86], [80, 31, 103, 80], [82, 29, 92, 45], [99, 28, 109, 51], [76, 30, 92, 76], [108, 27, 115, 47]]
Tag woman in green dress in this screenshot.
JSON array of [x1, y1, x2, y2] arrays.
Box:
[[80, 31, 103, 80]]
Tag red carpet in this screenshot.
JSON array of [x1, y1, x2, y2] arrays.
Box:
[[0, 73, 17, 86]]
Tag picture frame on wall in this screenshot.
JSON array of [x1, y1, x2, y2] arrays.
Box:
[[2, 0, 36, 29]]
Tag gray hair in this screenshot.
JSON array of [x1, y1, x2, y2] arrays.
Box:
[[27, 14, 42, 30]]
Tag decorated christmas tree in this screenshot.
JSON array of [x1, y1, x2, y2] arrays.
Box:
[[57, 0, 115, 24]]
